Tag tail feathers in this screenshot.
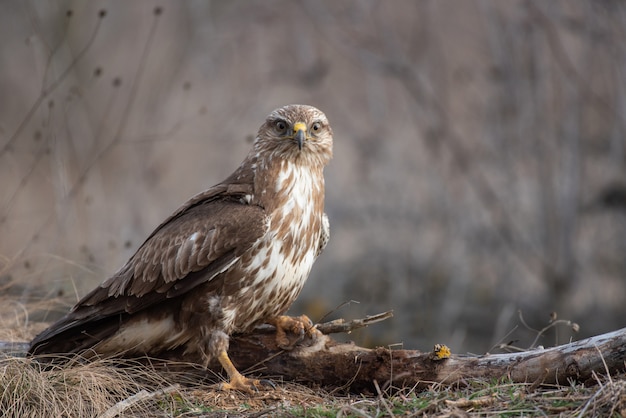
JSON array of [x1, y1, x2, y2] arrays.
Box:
[[28, 314, 123, 358]]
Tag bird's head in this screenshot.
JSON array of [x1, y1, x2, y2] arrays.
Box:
[[254, 104, 333, 167]]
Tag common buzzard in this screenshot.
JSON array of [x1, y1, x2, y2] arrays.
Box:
[[29, 104, 333, 391]]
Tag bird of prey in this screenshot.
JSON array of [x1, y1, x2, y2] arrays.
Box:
[[29, 104, 333, 392]]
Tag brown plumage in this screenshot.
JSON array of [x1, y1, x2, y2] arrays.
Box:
[[29, 104, 333, 391]]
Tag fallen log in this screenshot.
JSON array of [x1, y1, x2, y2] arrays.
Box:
[[4, 313, 626, 393], [212, 323, 626, 393]]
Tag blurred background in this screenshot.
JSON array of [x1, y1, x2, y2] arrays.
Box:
[[1, 1, 625, 354]]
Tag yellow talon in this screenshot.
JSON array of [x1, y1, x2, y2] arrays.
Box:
[[216, 350, 271, 392], [269, 314, 320, 350]]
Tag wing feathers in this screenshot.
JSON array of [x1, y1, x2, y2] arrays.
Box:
[[124, 201, 266, 298], [30, 188, 266, 354]]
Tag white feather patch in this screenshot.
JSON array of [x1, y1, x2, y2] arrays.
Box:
[[96, 317, 187, 354]]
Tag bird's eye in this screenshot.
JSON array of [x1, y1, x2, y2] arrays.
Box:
[[275, 120, 288, 134], [311, 122, 322, 134]]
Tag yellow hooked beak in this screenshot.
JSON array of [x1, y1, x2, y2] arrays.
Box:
[[293, 122, 306, 150]]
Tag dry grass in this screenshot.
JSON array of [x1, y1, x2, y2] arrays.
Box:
[[2, 317, 626, 417], [0, 356, 181, 417], [1, 283, 625, 417], [2, 352, 626, 417]]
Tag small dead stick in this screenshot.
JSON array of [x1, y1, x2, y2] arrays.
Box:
[[315, 311, 393, 335], [97, 384, 180, 418]]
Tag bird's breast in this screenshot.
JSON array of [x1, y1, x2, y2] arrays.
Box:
[[224, 162, 325, 332]]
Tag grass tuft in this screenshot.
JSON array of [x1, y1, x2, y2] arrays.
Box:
[[0, 356, 185, 417]]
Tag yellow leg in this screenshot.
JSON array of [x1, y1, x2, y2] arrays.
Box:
[[217, 350, 266, 393]]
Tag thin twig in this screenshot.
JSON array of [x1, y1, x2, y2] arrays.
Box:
[[575, 381, 604, 418], [373, 379, 395, 418], [1, 10, 105, 158], [594, 344, 613, 385], [529, 320, 578, 349], [317, 300, 361, 324], [315, 311, 393, 335], [97, 384, 179, 418]]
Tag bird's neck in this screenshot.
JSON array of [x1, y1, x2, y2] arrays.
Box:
[[252, 156, 325, 217]]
